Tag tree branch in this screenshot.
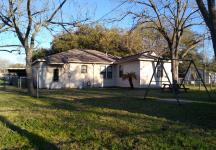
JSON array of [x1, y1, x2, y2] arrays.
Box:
[[181, 39, 202, 58], [8, 0, 25, 46], [25, 0, 32, 39], [196, 0, 210, 26], [47, 0, 67, 23]]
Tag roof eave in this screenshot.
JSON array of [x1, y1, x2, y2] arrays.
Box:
[[49, 63, 64, 65], [32, 59, 46, 65], [68, 61, 114, 64], [138, 58, 156, 61], [115, 58, 139, 64]]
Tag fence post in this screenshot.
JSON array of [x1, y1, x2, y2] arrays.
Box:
[[37, 71, 39, 98], [20, 77, 22, 89]]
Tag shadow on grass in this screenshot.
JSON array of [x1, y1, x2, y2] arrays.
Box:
[[0, 115, 59, 150], [1, 87, 216, 130], [34, 90, 216, 130], [77, 97, 216, 130]]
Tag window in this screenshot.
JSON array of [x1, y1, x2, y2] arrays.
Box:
[[119, 65, 123, 77], [53, 69, 59, 82], [107, 66, 112, 79], [100, 65, 113, 79], [81, 65, 87, 73], [100, 66, 106, 79]]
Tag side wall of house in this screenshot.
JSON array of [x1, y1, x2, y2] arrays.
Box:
[[64, 63, 115, 88], [162, 62, 172, 84], [33, 62, 115, 89], [32, 60, 172, 89], [140, 60, 172, 87], [32, 62, 60, 89], [115, 61, 140, 88]]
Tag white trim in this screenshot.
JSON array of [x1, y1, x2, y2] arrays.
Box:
[[68, 61, 113, 64]]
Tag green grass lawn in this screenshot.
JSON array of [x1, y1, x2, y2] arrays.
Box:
[[0, 79, 4, 85], [0, 87, 215, 149], [146, 84, 216, 102]]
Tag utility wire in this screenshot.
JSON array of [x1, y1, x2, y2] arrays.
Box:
[[0, 1, 128, 54], [90, 0, 128, 24]]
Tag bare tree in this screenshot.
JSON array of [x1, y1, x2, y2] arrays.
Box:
[[196, 0, 216, 59], [0, 0, 86, 96], [124, 0, 202, 82]]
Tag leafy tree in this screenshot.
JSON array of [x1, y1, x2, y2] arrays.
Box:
[[32, 49, 49, 61], [207, 60, 216, 72], [179, 50, 203, 77], [37, 24, 200, 66], [51, 24, 167, 57], [51, 25, 130, 56]]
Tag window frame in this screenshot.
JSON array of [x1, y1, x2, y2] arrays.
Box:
[[100, 65, 113, 79], [81, 65, 88, 74], [107, 66, 112, 79]]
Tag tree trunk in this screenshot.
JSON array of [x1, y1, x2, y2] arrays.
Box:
[[26, 47, 36, 96], [196, 0, 216, 59], [171, 51, 179, 83], [172, 60, 179, 82], [208, 0, 216, 60], [210, 30, 216, 60]]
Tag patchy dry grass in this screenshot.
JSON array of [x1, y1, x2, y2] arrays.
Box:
[[0, 87, 215, 149]]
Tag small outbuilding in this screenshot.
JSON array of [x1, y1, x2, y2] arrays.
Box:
[[4, 68, 27, 86]]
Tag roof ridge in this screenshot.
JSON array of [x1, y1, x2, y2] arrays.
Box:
[[47, 49, 85, 57], [120, 51, 155, 59], [116, 51, 158, 63], [83, 50, 115, 62]]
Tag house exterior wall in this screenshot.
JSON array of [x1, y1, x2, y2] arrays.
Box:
[[65, 63, 115, 88], [32, 59, 172, 89], [140, 60, 172, 87], [162, 62, 172, 84], [32, 62, 59, 89], [115, 61, 140, 88], [33, 62, 115, 89], [140, 60, 156, 87]]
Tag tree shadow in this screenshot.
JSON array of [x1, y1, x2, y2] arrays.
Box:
[[77, 97, 216, 130], [1, 87, 215, 130], [0, 115, 59, 150], [37, 90, 216, 130]]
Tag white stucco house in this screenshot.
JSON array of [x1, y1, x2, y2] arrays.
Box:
[[32, 49, 172, 89]]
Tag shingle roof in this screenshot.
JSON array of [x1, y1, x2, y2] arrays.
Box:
[[32, 49, 158, 65], [46, 49, 117, 64], [116, 51, 158, 63]]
